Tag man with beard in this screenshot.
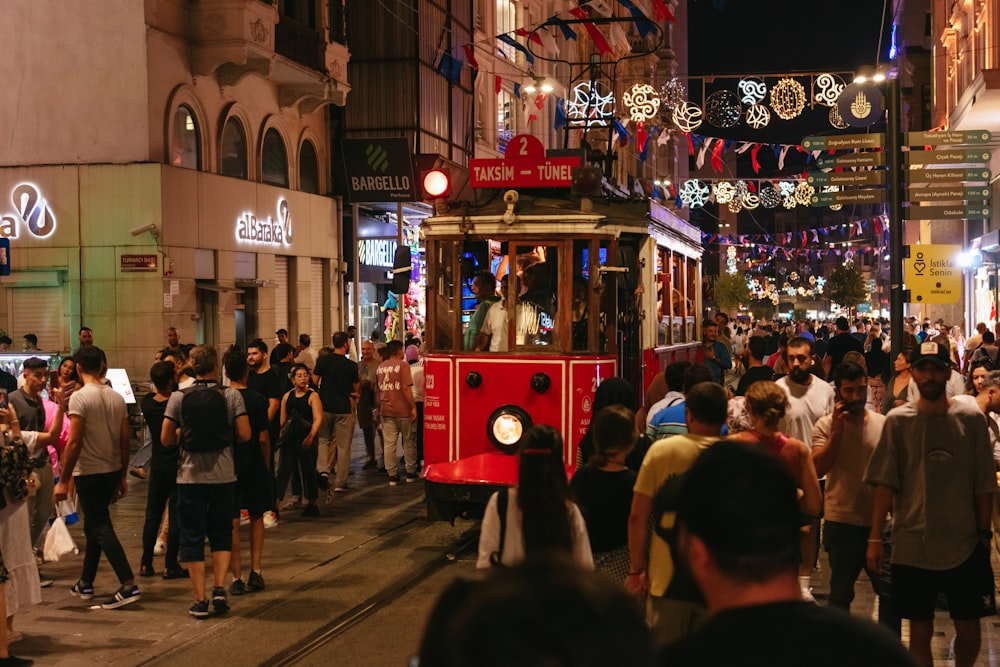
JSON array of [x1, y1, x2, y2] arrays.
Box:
[[776, 336, 833, 600], [811, 362, 897, 634], [865, 341, 997, 667]]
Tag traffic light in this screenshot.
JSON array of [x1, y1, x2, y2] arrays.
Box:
[[421, 169, 451, 199]]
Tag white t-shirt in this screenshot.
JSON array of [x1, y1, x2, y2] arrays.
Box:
[[294, 347, 319, 371], [776, 376, 834, 446], [479, 300, 508, 352], [476, 488, 594, 570], [645, 391, 684, 428], [68, 382, 127, 477]]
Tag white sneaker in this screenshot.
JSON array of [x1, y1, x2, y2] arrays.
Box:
[[263, 511, 278, 529], [153, 538, 166, 556], [280, 497, 302, 511], [801, 587, 817, 603]]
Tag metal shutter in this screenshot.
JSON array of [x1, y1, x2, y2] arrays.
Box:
[[310, 259, 324, 345], [10, 287, 66, 351], [274, 256, 289, 334]]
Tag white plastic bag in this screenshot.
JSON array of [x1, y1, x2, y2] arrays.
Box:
[[58, 498, 79, 525], [43, 516, 78, 562]]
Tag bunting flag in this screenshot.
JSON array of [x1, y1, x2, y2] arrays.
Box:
[[495, 75, 502, 94], [638, 124, 658, 162], [650, 0, 675, 21], [533, 27, 560, 55], [497, 34, 535, 65], [568, 7, 614, 56], [462, 44, 479, 70], [612, 118, 630, 146], [710, 139, 725, 172], [513, 82, 522, 98], [750, 143, 762, 173], [554, 98, 566, 130], [435, 51, 463, 84], [528, 113, 538, 123], [534, 93, 546, 110], [700, 219, 882, 246], [612, 0, 656, 37], [552, 19, 577, 41], [514, 27, 546, 48]]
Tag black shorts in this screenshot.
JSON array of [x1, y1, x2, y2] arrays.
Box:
[[892, 541, 997, 621], [234, 465, 273, 519]]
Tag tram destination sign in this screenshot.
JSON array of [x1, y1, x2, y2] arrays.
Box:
[[801, 133, 884, 150], [811, 189, 887, 205], [905, 149, 992, 165], [905, 186, 991, 203], [907, 168, 991, 183], [807, 171, 885, 186], [905, 130, 992, 146], [470, 134, 582, 189], [902, 204, 991, 220], [815, 152, 885, 169]]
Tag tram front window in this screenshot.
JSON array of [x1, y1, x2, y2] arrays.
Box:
[[514, 245, 556, 347]]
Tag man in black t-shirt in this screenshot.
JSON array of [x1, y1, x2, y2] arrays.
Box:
[[312, 332, 359, 491], [823, 317, 864, 378], [735, 336, 774, 396]]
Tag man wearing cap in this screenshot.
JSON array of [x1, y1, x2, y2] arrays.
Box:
[[659, 441, 916, 666], [865, 340, 997, 667]]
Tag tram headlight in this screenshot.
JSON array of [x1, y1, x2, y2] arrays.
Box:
[[486, 405, 533, 455]]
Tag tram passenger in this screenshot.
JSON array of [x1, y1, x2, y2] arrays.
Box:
[[475, 275, 509, 352], [572, 277, 589, 350], [517, 263, 556, 346], [463, 271, 499, 351], [477, 425, 593, 570]]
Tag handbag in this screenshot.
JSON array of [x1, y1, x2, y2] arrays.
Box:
[[0, 435, 33, 504], [43, 516, 78, 562], [278, 392, 314, 449]]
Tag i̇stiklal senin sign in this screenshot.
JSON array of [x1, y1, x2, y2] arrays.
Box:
[[236, 199, 293, 247], [0, 183, 57, 239]]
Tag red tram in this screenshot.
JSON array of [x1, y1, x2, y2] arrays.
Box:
[[420, 190, 703, 520]]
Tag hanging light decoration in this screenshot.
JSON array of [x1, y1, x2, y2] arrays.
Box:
[[759, 183, 781, 208], [794, 181, 815, 205], [726, 245, 738, 274], [782, 195, 797, 209], [679, 179, 710, 207], [737, 78, 767, 105], [564, 81, 615, 128], [672, 101, 703, 132], [622, 83, 660, 122], [713, 181, 737, 204], [660, 77, 687, 112], [705, 90, 742, 128], [813, 73, 846, 107], [742, 191, 760, 210], [745, 103, 771, 129], [829, 105, 850, 129], [727, 199, 743, 213], [778, 181, 797, 197], [770, 78, 807, 120]]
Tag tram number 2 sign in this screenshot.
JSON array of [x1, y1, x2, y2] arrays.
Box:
[[470, 135, 582, 189]]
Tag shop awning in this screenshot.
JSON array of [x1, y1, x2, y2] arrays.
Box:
[[195, 282, 244, 294]]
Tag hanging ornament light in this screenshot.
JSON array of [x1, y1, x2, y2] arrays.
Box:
[[705, 90, 742, 128], [742, 192, 760, 210], [727, 199, 743, 213], [672, 101, 703, 132], [813, 73, 846, 107], [759, 183, 781, 208], [745, 103, 771, 129], [789, 271, 799, 282], [809, 275, 817, 285], [778, 181, 797, 197], [794, 181, 815, 205], [679, 179, 710, 207], [622, 83, 660, 123], [770, 78, 807, 120], [782, 195, 797, 209], [564, 81, 616, 128], [713, 181, 736, 204], [660, 77, 687, 112], [737, 78, 767, 105], [829, 104, 850, 129]]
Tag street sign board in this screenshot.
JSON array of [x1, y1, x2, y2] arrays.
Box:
[[905, 244, 961, 304], [902, 205, 991, 220], [907, 168, 991, 183], [905, 186, 991, 202], [811, 189, 887, 205], [801, 134, 884, 150], [341, 138, 417, 202], [807, 171, 886, 186], [815, 152, 885, 168], [470, 134, 582, 188], [905, 130, 992, 146], [905, 149, 992, 165]]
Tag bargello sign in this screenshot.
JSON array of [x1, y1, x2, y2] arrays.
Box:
[[341, 138, 416, 203], [236, 199, 292, 246]]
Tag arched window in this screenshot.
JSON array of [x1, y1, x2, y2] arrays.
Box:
[[169, 105, 200, 169], [220, 118, 248, 179], [262, 128, 289, 187], [299, 140, 319, 194]]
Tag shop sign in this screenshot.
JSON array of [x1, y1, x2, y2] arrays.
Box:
[[120, 254, 158, 272], [358, 238, 397, 268], [905, 244, 961, 304], [341, 138, 416, 202], [0, 183, 57, 239], [235, 199, 292, 247], [470, 135, 582, 188]]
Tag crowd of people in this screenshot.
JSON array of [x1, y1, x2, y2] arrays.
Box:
[[453, 312, 998, 667]]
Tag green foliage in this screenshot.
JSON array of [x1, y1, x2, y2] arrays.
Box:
[[750, 300, 774, 321], [713, 272, 750, 313], [792, 307, 808, 322], [826, 262, 868, 312]]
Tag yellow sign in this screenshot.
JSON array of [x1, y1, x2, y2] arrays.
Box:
[[905, 244, 961, 304]]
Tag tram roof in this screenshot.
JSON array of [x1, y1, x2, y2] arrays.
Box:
[[421, 192, 701, 252]]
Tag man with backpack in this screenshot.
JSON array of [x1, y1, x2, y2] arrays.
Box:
[[161, 345, 251, 618]]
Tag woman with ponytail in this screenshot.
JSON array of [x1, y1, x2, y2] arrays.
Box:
[[477, 425, 593, 569]]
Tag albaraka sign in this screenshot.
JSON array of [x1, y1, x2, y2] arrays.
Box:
[[470, 135, 581, 188]]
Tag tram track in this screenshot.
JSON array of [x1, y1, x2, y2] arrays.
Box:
[[260, 527, 479, 667]]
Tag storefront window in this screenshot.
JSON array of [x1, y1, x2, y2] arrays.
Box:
[[299, 140, 319, 194], [169, 105, 200, 170], [262, 129, 289, 187], [220, 118, 248, 179]]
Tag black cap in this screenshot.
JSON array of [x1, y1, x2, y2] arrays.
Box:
[[911, 340, 950, 369], [677, 441, 800, 557], [275, 328, 288, 336]]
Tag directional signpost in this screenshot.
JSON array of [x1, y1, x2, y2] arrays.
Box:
[[905, 130, 992, 145], [906, 186, 990, 203], [801, 133, 884, 150], [902, 205, 991, 220], [904, 149, 992, 165], [807, 171, 886, 186], [811, 189, 887, 205], [815, 152, 885, 169]]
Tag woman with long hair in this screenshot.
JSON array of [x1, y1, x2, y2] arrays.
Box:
[[477, 425, 593, 569], [883, 351, 913, 414], [571, 405, 636, 582], [965, 358, 993, 396], [577, 378, 649, 471], [276, 364, 323, 515]]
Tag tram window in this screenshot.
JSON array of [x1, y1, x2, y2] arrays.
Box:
[[514, 245, 557, 347], [430, 241, 457, 350], [656, 248, 670, 347]]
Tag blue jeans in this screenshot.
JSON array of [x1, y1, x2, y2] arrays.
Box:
[[177, 483, 236, 562]]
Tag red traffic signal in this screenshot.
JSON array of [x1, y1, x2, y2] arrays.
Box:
[[421, 169, 451, 199]]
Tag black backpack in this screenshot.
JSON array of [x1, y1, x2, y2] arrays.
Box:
[[179, 382, 233, 452]]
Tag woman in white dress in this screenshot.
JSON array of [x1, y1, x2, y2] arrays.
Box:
[[0, 393, 65, 644]]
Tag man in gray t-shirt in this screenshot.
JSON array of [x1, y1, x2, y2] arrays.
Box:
[[864, 340, 997, 667], [162, 345, 249, 619]]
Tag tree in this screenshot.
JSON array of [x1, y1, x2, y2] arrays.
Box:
[[713, 272, 750, 313], [826, 262, 867, 316], [750, 299, 774, 321], [792, 307, 808, 322]]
